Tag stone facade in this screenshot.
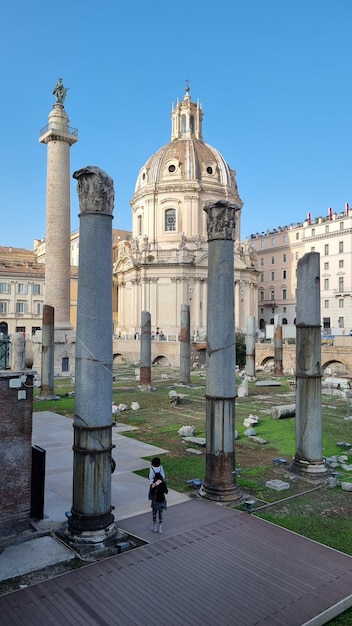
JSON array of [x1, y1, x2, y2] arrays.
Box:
[[113, 87, 258, 339]]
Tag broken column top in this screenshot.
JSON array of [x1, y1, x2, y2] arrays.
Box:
[[73, 166, 114, 216], [203, 200, 240, 241]]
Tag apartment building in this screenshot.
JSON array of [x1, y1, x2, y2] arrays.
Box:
[[249, 208, 352, 335], [0, 246, 78, 338]]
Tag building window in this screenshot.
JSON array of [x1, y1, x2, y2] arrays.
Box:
[[17, 283, 27, 294], [165, 209, 176, 231], [282, 253, 287, 263], [260, 308, 264, 314], [324, 300, 329, 308], [311, 228, 315, 236], [296, 232, 299, 240], [340, 222, 344, 231], [137, 215, 142, 236], [33, 284, 41, 295], [325, 225, 329, 234], [324, 244, 329, 255], [260, 240, 264, 247], [339, 299, 344, 308], [271, 271, 275, 280], [339, 241, 344, 253], [62, 357, 69, 372], [34, 301, 42, 315], [282, 288, 287, 300], [270, 290, 275, 301], [311, 247, 315, 252], [339, 277, 344, 292], [282, 318, 288, 324], [295, 252, 299, 260], [339, 259, 344, 268], [271, 237, 275, 245], [271, 256, 275, 264], [270, 317, 274, 323], [259, 291, 264, 301], [338, 317, 344, 328], [0, 283, 9, 293], [260, 257, 264, 266], [324, 262, 329, 270], [282, 270, 287, 279], [181, 114, 186, 135], [260, 273, 264, 282], [283, 235, 287, 243], [324, 279, 329, 290], [16, 301, 28, 314], [323, 317, 330, 329], [190, 115, 194, 133], [0, 302, 7, 314], [15, 326, 26, 333], [31, 326, 41, 336]]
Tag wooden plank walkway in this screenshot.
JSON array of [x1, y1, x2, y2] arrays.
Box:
[[1, 498, 352, 625]]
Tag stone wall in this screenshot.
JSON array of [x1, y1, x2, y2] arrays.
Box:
[[0, 372, 34, 536]]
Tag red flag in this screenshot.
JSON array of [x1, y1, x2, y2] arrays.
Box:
[[307, 212, 311, 224], [345, 202, 350, 215], [329, 207, 333, 220]]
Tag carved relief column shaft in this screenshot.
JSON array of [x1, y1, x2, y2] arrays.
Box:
[[68, 166, 116, 539], [199, 200, 242, 502]]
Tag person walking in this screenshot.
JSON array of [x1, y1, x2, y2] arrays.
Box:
[[150, 472, 168, 533]]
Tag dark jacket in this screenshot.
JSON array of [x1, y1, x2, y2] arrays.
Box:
[[151, 479, 168, 503]]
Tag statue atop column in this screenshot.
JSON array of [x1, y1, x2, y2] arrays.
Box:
[[53, 78, 69, 105]]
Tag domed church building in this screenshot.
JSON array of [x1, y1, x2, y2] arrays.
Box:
[[113, 86, 258, 341]]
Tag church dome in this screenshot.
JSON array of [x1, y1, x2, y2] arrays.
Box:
[[133, 86, 240, 200]]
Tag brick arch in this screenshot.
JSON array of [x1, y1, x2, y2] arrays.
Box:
[[322, 359, 351, 375], [152, 354, 170, 366]]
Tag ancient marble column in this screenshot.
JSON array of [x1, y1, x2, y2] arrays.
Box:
[[291, 252, 327, 476], [245, 315, 256, 380], [39, 83, 78, 330], [140, 311, 151, 388], [67, 166, 116, 539], [38, 305, 55, 399], [180, 304, 191, 385], [199, 200, 241, 502], [273, 314, 283, 376]]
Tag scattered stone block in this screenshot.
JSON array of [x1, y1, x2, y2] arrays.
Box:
[[119, 404, 128, 411], [272, 457, 287, 466], [183, 437, 206, 446], [341, 482, 352, 492], [178, 425, 195, 436], [186, 448, 203, 456], [169, 390, 180, 405], [243, 415, 258, 427], [271, 404, 295, 419], [244, 428, 256, 437], [249, 436, 267, 444], [340, 464, 352, 472], [131, 402, 140, 410], [255, 380, 282, 387], [266, 479, 290, 491]]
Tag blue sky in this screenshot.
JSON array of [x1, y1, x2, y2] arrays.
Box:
[[1, 0, 352, 248]]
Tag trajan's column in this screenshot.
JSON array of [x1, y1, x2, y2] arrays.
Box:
[[38, 79, 78, 374]]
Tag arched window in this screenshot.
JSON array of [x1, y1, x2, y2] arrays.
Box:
[[181, 115, 186, 135], [259, 319, 266, 330], [165, 209, 176, 232], [190, 115, 194, 133], [137, 215, 142, 236], [282, 318, 288, 325], [270, 318, 274, 325]]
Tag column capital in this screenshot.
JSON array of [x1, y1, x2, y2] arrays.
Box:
[[204, 200, 240, 242], [73, 166, 114, 216]]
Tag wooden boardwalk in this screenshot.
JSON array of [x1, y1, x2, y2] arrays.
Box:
[[1, 498, 352, 625]]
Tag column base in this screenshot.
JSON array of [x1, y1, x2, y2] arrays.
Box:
[[199, 480, 242, 503], [290, 455, 327, 477], [65, 521, 119, 548]]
